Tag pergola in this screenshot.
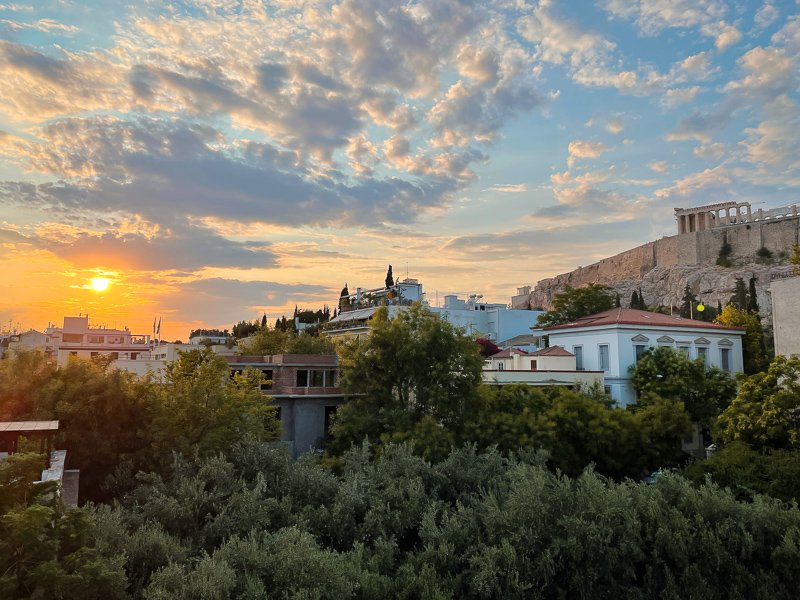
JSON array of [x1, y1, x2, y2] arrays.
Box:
[[0, 420, 59, 455]]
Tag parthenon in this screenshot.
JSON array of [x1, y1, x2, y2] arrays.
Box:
[[675, 201, 798, 234]]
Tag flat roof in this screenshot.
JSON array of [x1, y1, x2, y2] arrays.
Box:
[[0, 420, 59, 433]]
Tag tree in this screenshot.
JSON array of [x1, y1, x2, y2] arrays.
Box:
[[385, 265, 394, 289], [536, 284, 616, 327], [715, 304, 767, 374], [330, 304, 484, 456], [630, 290, 639, 309], [630, 346, 737, 426], [747, 277, 759, 313], [679, 283, 697, 318], [238, 327, 335, 356], [231, 320, 259, 339], [0, 453, 127, 599], [716, 355, 800, 450], [0, 350, 56, 420], [730, 276, 748, 310], [792, 244, 800, 275], [339, 283, 350, 310], [614, 293, 621, 308], [261, 313, 267, 329], [149, 349, 281, 465], [717, 234, 733, 267]]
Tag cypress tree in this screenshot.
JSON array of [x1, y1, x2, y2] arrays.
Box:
[[680, 283, 696, 318], [261, 313, 267, 328], [638, 287, 647, 310], [385, 265, 394, 289], [730, 277, 748, 310], [748, 277, 759, 313], [630, 290, 639, 309]]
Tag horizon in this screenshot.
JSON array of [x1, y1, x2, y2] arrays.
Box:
[[1, 1, 798, 340]]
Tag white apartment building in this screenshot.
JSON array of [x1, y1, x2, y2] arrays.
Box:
[[483, 346, 603, 388], [535, 308, 745, 406], [48, 316, 151, 368]]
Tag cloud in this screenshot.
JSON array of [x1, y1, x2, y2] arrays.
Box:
[[654, 166, 730, 200], [485, 184, 527, 193], [753, 3, 780, 34], [0, 18, 79, 34], [567, 140, 610, 167], [693, 142, 726, 158], [648, 161, 669, 173], [601, 0, 729, 37]]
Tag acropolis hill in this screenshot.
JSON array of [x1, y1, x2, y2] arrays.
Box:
[[513, 201, 800, 315]]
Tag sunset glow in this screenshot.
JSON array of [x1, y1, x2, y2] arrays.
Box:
[[90, 278, 110, 292], [0, 1, 797, 341]]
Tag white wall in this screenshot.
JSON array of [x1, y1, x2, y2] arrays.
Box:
[[771, 277, 800, 357], [547, 324, 744, 406]]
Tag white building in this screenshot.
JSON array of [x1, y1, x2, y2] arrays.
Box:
[[535, 308, 745, 406], [49, 316, 151, 368], [327, 279, 543, 343], [483, 346, 603, 388]]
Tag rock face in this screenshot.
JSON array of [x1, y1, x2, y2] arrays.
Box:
[[517, 263, 793, 322]]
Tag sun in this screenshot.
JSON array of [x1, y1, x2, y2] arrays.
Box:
[[90, 277, 111, 292]]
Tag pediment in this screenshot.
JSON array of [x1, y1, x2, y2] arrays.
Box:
[[657, 335, 674, 344], [718, 338, 734, 347], [631, 334, 650, 343], [694, 337, 710, 345]]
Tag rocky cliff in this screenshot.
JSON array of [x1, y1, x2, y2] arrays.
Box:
[[516, 263, 794, 324]]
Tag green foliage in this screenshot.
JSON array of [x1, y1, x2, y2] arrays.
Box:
[[536, 284, 616, 327], [0, 453, 127, 599], [92, 440, 800, 600], [683, 442, 800, 503], [385, 264, 394, 289], [715, 304, 767, 374], [748, 277, 760, 313], [238, 326, 335, 355], [0, 350, 57, 420], [679, 283, 697, 318], [756, 246, 773, 263], [792, 244, 800, 274], [730, 276, 749, 310], [716, 235, 733, 267], [231, 319, 260, 339], [149, 349, 280, 465], [630, 346, 737, 426], [330, 304, 484, 456], [717, 355, 800, 450]]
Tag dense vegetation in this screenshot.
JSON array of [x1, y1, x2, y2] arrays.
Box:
[[2, 301, 800, 598]]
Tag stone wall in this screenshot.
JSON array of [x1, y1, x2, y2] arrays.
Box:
[[514, 216, 800, 314]]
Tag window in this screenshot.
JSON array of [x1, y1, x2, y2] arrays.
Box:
[[720, 348, 730, 372], [530, 360, 537, 371], [62, 333, 82, 343], [296, 370, 308, 387], [678, 346, 690, 357], [697, 346, 708, 361], [110, 352, 118, 360], [260, 369, 273, 391], [574, 346, 583, 370], [90, 352, 99, 358], [634, 344, 646, 362], [311, 370, 325, 387], [604, 385, 612, 395], [599, 344, 609, 371], [498, 362, 505, 371], [88, 335, 104, 343], [69, 351, 78, 357], [275, 406, 282, 421], [130, 352, 138, 360]]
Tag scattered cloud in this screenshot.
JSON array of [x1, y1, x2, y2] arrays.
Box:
[[567, 139, 610, 167], [485, 183, 527, 193], [648, 161, 669, 173]]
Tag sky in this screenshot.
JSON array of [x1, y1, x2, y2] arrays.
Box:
[[0, 0, 798, 340]]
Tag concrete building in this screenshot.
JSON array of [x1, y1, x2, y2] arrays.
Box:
[[49, 316, 151, 368], [226, 354, 344, 457], [328, 279, 543, 342], [482, 346, 603, 388], [770, 274, 800, 357], [535, 308, 745, 406]]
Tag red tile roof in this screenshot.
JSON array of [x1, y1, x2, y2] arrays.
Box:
[[530, 345, 574, 357], [541, 308, 746, 332]]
